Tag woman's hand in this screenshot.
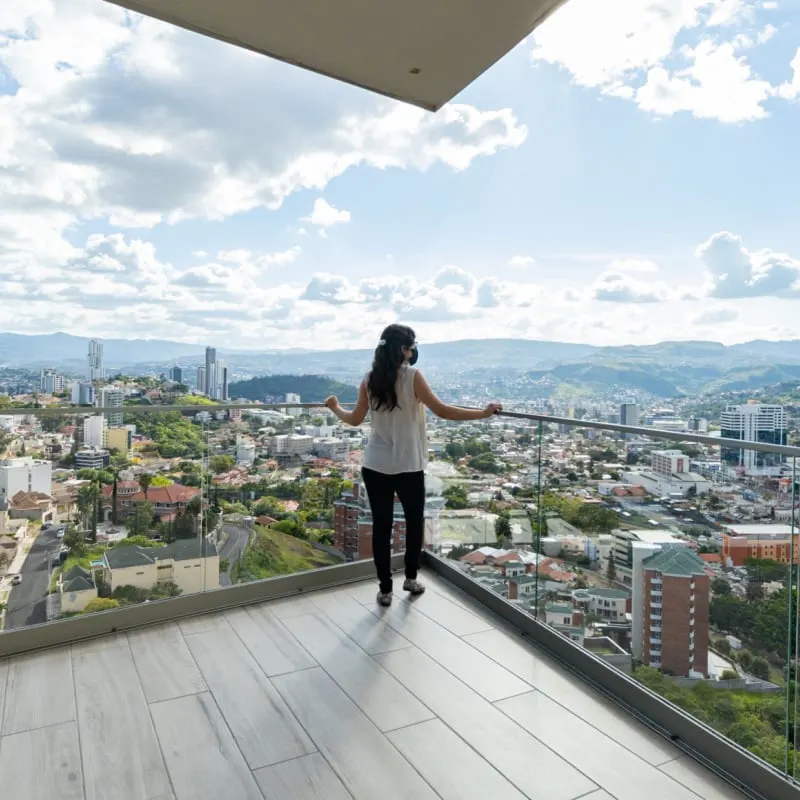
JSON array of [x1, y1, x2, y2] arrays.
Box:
[[324, 396, 340, 412], [483, 402, 503, 418]]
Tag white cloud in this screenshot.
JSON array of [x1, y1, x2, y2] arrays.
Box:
[[635, 40, 774, 123], [533, 0, 787, 122], [591, 270, 673, 303], [0, 0, 527, 289], [607, 259, 660, 273], [508, 255, 534, 267], [696, 231, 800, 297], [302, 198, 351, 228], [693, 307, 739, 324]]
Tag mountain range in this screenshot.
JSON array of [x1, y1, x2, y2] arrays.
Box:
[[3, 331, 800, 397]]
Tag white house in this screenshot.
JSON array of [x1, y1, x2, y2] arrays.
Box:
[[102, 538, 220, 595], [59, 565, 98, 613]]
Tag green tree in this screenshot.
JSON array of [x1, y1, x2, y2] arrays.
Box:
[[444, 441, 466, 461], [209, 454, 235, 474], [470, 452, 501, 473], [138, 472, 152, 500], [751, 656, 770, 681], [606, 557, 617, 585], [253, 496, 284, 518], [171, 510, 197, 540], [77, 482, 100, 542], [150, 475, 173, 487], [62, 526, 87, 558], [443, 484, 469, 509], [129, 501, 155, 537], [447, 544, 473, 560], [495, 511, 512, 546], [711, 577, 732, 596], [720, 669, 739, 680]]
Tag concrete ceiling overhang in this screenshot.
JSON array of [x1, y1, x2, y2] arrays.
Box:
[[106, 0, 567, 110]]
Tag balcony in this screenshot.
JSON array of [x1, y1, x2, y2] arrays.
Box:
[[1, 403, 798, 800], [1, 561, 755, 800]]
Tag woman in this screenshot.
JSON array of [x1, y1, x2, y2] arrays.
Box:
[[326, 324, 502, 606]]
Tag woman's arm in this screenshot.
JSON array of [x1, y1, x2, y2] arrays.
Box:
[[325, 381, 369, 426], [413, 371, 501, 421]]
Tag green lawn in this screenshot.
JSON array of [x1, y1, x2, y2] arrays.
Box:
[[237, 526, 340, 582], [49, 545, 108, 593]]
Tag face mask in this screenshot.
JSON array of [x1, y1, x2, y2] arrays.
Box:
[[408, 345, 419, 366]]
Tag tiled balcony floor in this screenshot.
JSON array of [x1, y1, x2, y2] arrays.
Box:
[[0, 569, 748, 800]]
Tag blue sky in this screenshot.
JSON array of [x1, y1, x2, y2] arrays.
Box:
[[1, 0, 799, 350]]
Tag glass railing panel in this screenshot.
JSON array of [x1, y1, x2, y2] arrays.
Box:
[[442, 411, 800, 781], [0, 401, 370, 635]]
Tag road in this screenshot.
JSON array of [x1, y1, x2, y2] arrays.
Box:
[[219, 524, 251, 587], [5, 527, 60, 630]]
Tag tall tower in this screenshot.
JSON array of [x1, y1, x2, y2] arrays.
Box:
[[87, 339, 104, 382], [205, 346, 217, 397]]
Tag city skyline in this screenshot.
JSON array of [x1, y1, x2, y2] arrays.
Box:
[[0, 2, 799, 350]]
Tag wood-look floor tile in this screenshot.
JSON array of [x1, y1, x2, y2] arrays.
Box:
[[387, 718, 527, 799], [375, 646, 595, 800], [150, 692, 262, 800], [0, 721, 83, 800], [254, 753, 352, 800], [272, 667, 439, 800], [186, 626, 315, 769], [465, 629, 680, 765], [128, 623, 207, 704], [226, 605, 316, 676], [282, 612, 433, 732], [2, 647, 75, 735], [73, 645, 171, 800]]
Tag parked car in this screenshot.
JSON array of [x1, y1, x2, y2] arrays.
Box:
[[56, 527, 66, 539], [11, 574, 22, 586]]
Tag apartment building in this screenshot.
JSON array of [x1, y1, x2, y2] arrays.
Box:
[[641, 548, 709, 677], [98, 386, 125, 427], [83, 415, 107, 449], [267, 434, 314, 458], [312, 437, 350, 460], [40, 368, 65, 394], [573, 587, 631, 622], [721, 523, 800, 566], [651, 449, 689, 476], [333, 480, 407, 561], [0, 456, 52, 504]]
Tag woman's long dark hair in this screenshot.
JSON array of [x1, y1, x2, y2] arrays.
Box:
[[367, 324, 416, 411]]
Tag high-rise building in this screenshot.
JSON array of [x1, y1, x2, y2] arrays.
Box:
[[196, 366, 206, 392], [720, 403, 787, 473], [40, 369, 65, 395], [83, 415, 108, 449], [87, 339, 104, 381], [71, 382, 95, 406], [204, 347, 216, 395], [640, 548, 709, 677], [98, 387, 124, 427], [169, 366, 183, 384], [619, 402, 639, 428]]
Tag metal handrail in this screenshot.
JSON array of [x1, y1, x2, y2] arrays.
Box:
[[2, 401, 798, 458]]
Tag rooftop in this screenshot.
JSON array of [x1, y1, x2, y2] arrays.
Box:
[[0, 568, 746, 800], [104, 538, 218, 569], [643, 548, 708, 579]]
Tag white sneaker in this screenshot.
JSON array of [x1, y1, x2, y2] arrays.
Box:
[[403, 578, 426, 595], [376, 590, 393, 607]]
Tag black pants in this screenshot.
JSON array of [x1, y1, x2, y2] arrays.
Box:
[[361, 467, 425, 594]]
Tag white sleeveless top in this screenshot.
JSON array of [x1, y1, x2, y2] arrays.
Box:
[[363, 365, 428, 475]]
